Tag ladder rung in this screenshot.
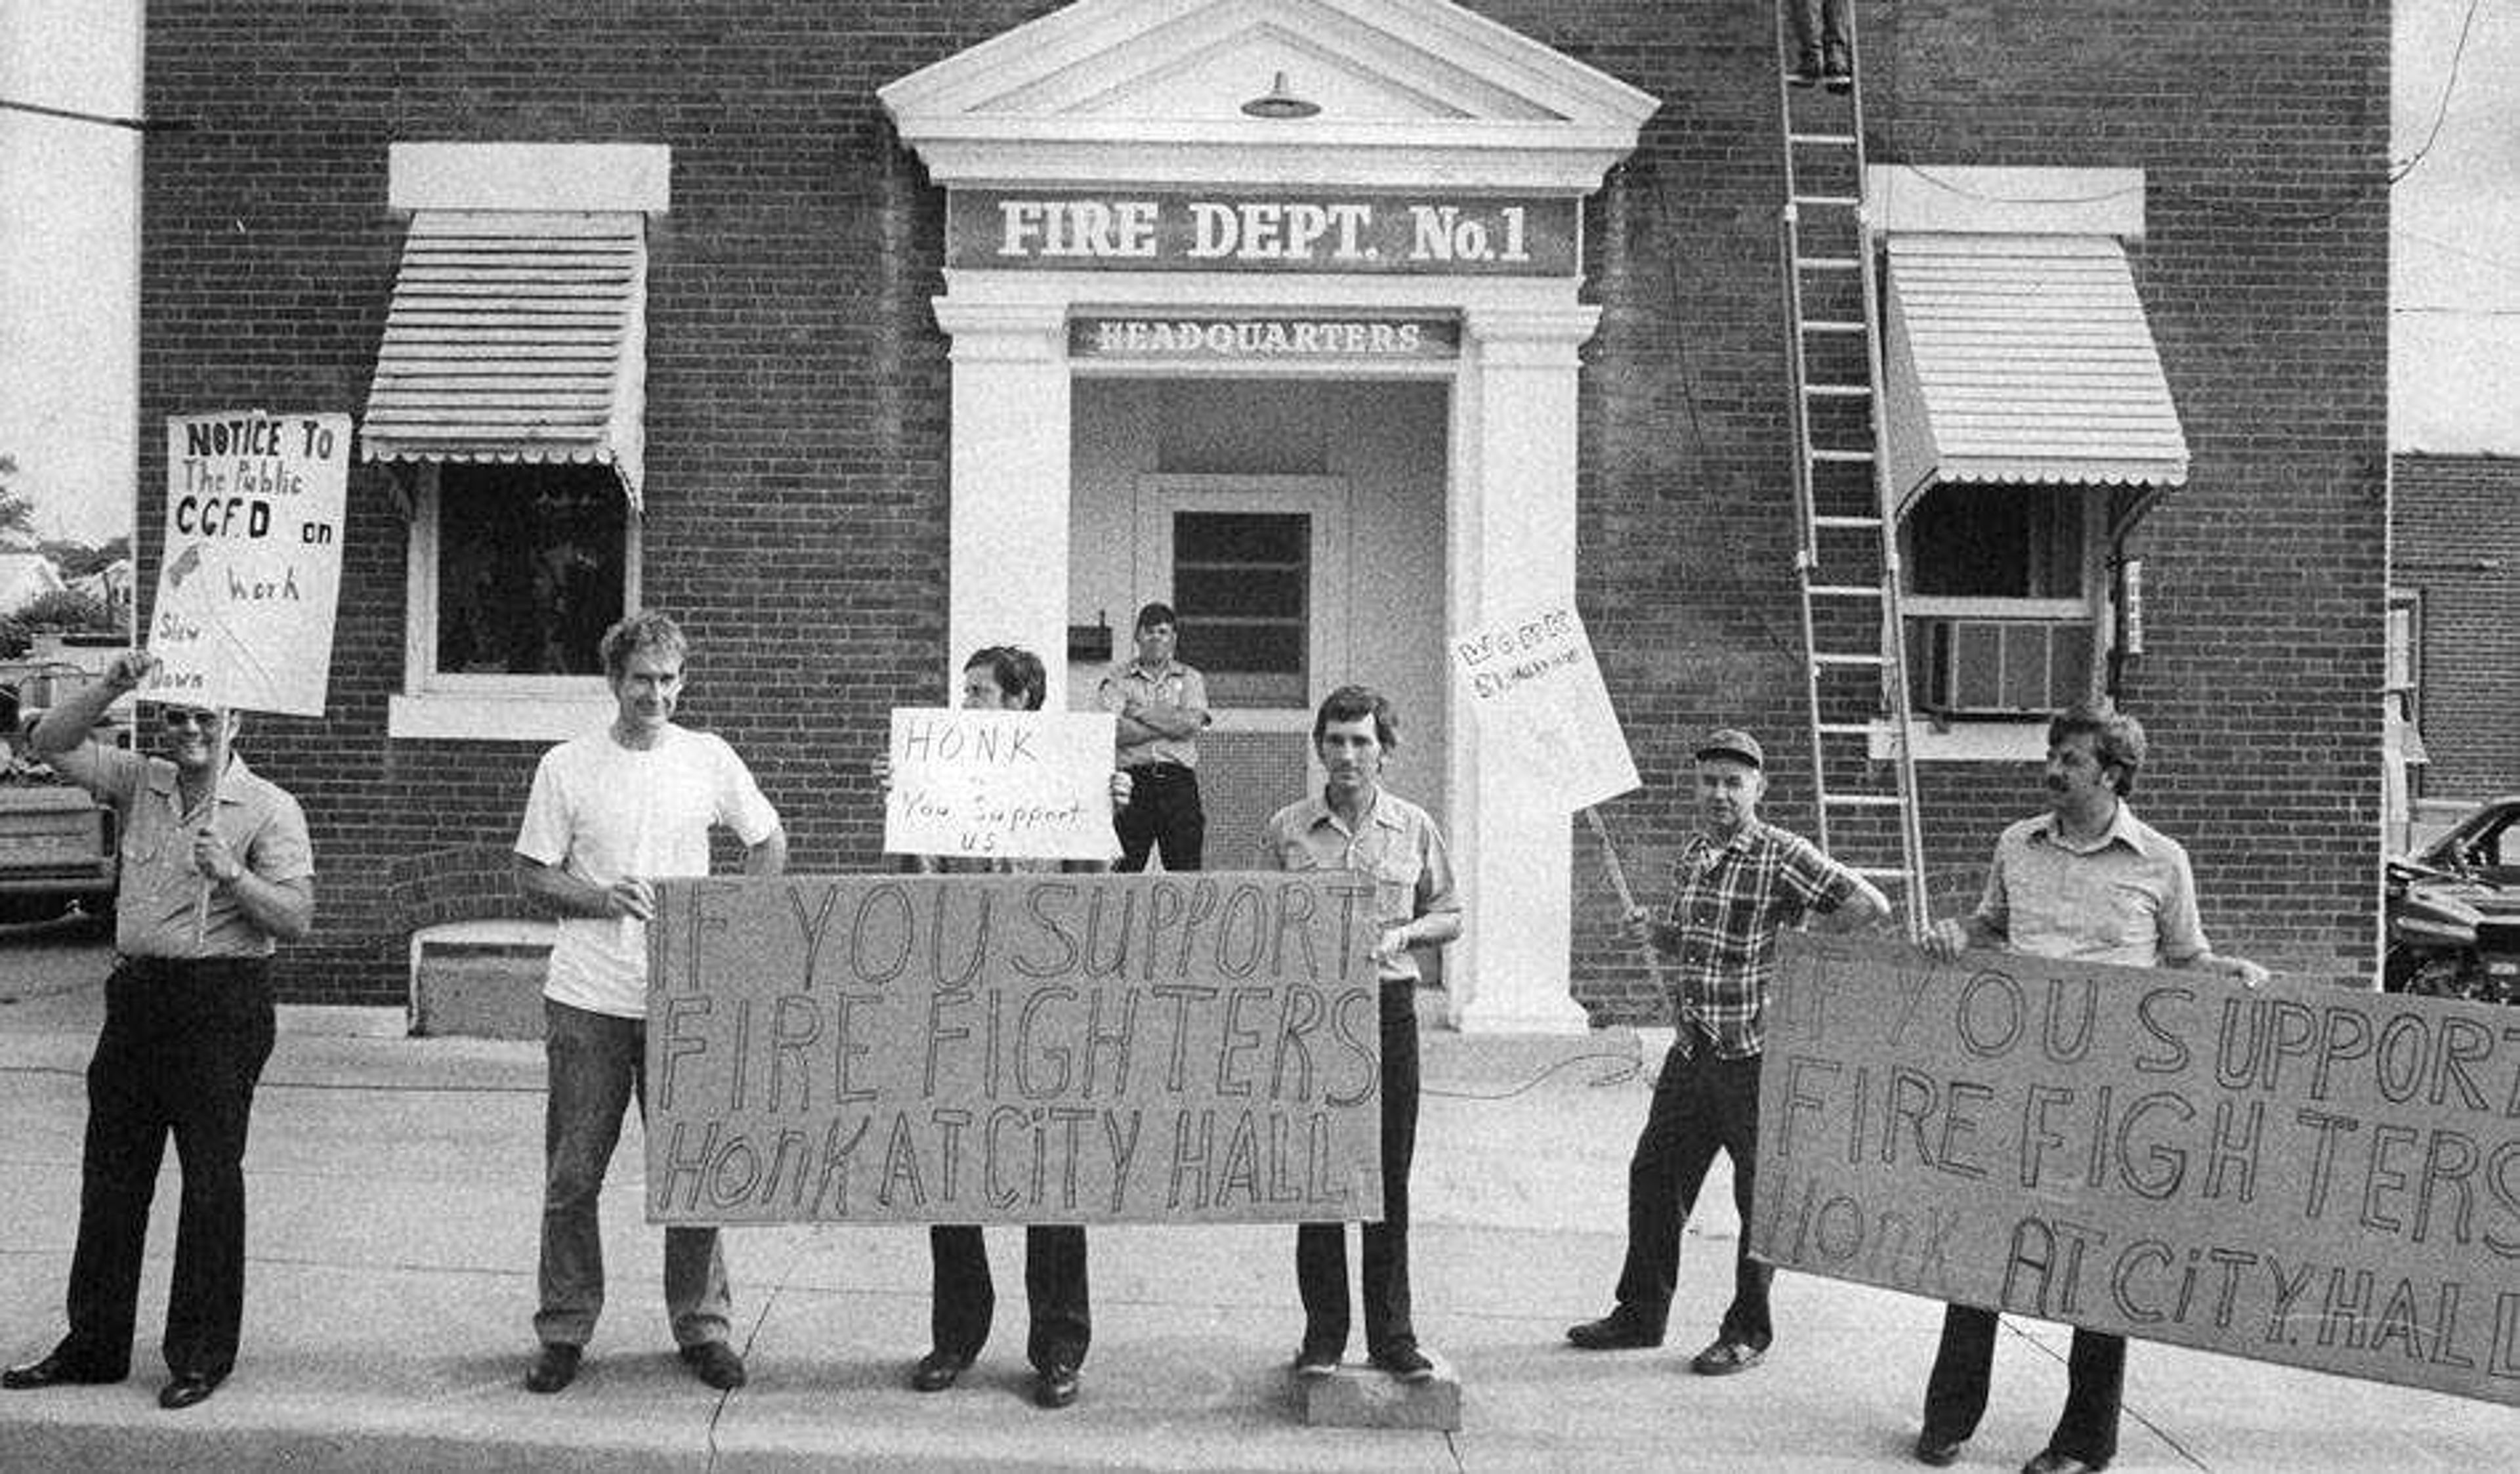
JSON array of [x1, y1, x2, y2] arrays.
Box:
[[1853, 867, 1916, 881], [1809, 450, 1875, 462], [1790, 133, 1858, 146], [1793, 194, 1861, 207], [1813, 652, 1887, 666], [1816, 722, 1876, 735], [1801, 320, 1866, 333], [1795, 257, 1861, 270], [1813, 515, 1882, 528], [1803, 384, 1872, 397], [1823, 795, 1907, 809], [1807, 585, 1881, 598]]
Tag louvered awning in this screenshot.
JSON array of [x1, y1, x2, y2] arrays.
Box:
[[361, 211, 647, 510], [1884, 233, 2187, 518]]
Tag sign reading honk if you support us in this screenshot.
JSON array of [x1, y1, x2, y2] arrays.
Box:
[[883, 707, 1122, 863]]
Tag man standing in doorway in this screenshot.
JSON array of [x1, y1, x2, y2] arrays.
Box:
[[1566, 728, 1887, 1375], [1910, 701, 2265, 1474], [1100, 600, 1208, 872], [3, 651, 314, 1412], [512, 611, 786, 1395], [1265, 684, 1461, 1383]]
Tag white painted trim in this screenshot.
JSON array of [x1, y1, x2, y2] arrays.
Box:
[[388, 692, 614, 742], [1869, 719, 2049, 765], [388, 142, 672, 215], [1867, 165, 2145, 240]]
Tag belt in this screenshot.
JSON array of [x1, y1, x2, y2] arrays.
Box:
[[1127, 762, 1196, 780], [114, 954, 272, 984]]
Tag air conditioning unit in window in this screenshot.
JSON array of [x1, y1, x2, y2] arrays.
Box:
[[1907, 618, 2095, 717]]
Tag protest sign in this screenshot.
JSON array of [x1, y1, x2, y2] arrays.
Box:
[[1750, 933, 2520, 1406], [883, 707, 1123, 862], [644, 872, 1385, 1226], [146, 411, 349, 717], [1450, 602, 1639, 811]]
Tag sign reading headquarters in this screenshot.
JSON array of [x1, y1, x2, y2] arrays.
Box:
[[948, 189, 1581, 274], [643, 874, 1386, 1227]]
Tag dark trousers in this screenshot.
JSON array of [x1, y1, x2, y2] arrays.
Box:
[[1297, 986, 1419, 1355], [1608, 1042, 1771, 1349], [58, 958, 276, 1379], [1924, 1305, 2124, 1467], [1114, 764, 1203, 872], [1788, 0, 1853, 54], [928, 1225, 1090, 1372]]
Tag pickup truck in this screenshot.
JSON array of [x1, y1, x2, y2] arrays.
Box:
[[0, 662, 121, 927]]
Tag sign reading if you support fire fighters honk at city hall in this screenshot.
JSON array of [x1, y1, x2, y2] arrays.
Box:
[[1750, 934, 2520, 1406], [146, 411, 349, 716], [644, 873, 1385, 1227]]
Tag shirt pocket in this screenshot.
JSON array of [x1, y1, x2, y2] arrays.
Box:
[[1277, 842, 1324, 872], [2105, 879, 2163, 946], [1370, 853, 1419, 921]]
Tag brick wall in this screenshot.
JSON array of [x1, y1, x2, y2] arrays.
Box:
[[2392, 453, 2520, 800], [140, 0, 2388, 1012]]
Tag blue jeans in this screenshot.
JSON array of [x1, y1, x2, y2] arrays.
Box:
[[534, 1000, 731, 1349]]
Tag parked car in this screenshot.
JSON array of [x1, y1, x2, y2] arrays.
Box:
[[2384, 794, 2520, 1004], [0, 662, 121, 927]]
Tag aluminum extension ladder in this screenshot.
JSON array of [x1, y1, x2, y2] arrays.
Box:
[[1772, 1, 1931, 933]]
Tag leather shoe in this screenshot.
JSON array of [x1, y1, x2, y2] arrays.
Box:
[[1564, 1315, 1662, 1351], [3, 1354, 123, 1390], [910, 1349, 969, 1393], [157, 1372, 223, 1411], [1914, 1434, 1967, 1467], [679, 1340, 746, 1391], [1032, 1360, 1081, 1408], [2021, 1455, 2102, 1474], [1368, 1342, 1437, 1383], [1291, 1340, 1341, 1377], [1688, 1337, 1766, 1376], [523, 1342, 581, 1394]]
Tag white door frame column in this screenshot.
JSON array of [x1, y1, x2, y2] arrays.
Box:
[[932, 299, 1074, 700]]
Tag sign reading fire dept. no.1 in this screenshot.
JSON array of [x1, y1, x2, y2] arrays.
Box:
[[947, 189, 1580, 275]]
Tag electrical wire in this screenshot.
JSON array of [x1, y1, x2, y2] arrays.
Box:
[[2393, 0, 2483, 184]]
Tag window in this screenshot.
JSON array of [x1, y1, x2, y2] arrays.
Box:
[[434, 464, 627, 677], [1901, 483, 2099, 719], [1171, 511, 1309, 708]]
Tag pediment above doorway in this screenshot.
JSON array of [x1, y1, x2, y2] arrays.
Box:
[[879, 0, 1660, 190]]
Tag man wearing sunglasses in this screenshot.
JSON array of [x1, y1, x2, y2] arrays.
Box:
[[3, 649, 314, 1412]]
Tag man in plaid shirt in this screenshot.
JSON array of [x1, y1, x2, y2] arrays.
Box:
[[1566, 728, 1887, 1375]]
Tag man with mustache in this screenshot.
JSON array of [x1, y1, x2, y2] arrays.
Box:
[[1909, 700, 2265, 1474], [1567, 727, 1887, 1376], [512, 611, 786, 1395], [4, 650, 313, 1412]]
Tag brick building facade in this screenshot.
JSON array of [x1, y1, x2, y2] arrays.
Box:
[[2391, 453, 2520, 805], [135, 0, 2391, 1019]]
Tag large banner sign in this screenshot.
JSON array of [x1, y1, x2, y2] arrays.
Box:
[[644, 873, 1384, 1226], [147, 411, 348, 716], [1450, 602, 1640, 811], [883, 708, 1122, 863], [1751, 935, 2520, 1406]]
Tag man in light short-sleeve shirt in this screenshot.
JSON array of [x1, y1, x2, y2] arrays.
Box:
[[512, 612, 785, 1396], [1912, 702, 2265, 1474]]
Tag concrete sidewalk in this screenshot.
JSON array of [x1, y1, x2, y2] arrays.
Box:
[[0, 970, 2510, 1471]]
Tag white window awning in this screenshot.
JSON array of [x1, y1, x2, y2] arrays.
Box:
[[360, 210, 648, 510], [1884, 233, 2187, 519]]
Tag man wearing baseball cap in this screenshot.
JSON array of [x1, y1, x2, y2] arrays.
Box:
[[1566, 726, 1887, 1375]]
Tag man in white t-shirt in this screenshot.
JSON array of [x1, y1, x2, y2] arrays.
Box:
[[511, 611, 786, 1395]]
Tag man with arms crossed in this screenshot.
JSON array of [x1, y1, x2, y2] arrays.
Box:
[[1265, 684, 1461, 1383], [1100, 601, 1208, 872], [513, 611, 786, 1394], [3, 652, 312, 1412], [1910, 700, 2265, 1474], [1567, 728, 1887, 1375]]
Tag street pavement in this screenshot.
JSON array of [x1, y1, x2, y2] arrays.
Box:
[[0, 931, 2512, 1471]]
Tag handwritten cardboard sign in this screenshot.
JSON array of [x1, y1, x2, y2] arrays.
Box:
[[146, 411, 348, 716], [643, 872, 1385, 1225], [883, 707, 1122, 863], [1751, 933, 2520, 1406], [1450, 602, 1640, 811]]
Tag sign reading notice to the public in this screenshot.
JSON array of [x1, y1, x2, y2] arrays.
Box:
[[1751, 934, 2520, 1406], [147, 411, 349, 716], [1450, 602, 1641, 811], [643, 873, 1385, 1226], [883, 707, 1122, 863]]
